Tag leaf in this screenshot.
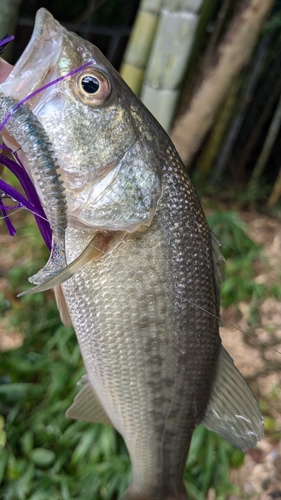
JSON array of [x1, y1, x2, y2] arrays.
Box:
[[16, 462, 35, 499], [21, 431, 34, 455], [72, 429, 98, 465], [186, 481, 206, 500], [0, 383, 41, 401], [0, 448, 8, 484], [30, 448, 56, 468]]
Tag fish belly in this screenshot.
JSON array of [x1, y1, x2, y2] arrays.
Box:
[[62, 180, 220, 496]]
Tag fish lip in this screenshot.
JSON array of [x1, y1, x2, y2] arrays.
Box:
[[0, 8, 63, 101], [21, 8, 58, 63]]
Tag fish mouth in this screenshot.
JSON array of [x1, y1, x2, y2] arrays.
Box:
[[0, 9, 66, 206], [0, 8, 64, 102]]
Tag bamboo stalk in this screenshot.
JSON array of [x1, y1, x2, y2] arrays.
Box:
[[174, 0, 222, 121], [211, 34, 269, 184], [195, 81, 238, 180], [140, 0, 204, 131], [170, 0, 275, 166], [268, 166, 281, 207], [249, 92, 281, 194], [238, 78, 281, 176], [74, 0, 107, 24], [119, 0, 161, 96], [200, 0, 232, 74]]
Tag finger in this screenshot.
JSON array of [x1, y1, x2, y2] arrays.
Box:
[[0, 58, 13, 83]]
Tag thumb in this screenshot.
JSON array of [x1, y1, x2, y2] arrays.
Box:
[[0, 58, 13, 83]]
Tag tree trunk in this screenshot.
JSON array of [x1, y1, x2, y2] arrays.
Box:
[[170, 0, 275, 166]]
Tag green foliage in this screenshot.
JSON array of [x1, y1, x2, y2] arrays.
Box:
[[207, 210, 265, 307], [185, 426, 243, 500], [0, 289, 131, 499], [207, 211, 260, 260], [0, 214, 244, 499]]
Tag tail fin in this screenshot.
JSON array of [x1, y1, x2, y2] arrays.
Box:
[[121, 483, 188, 500]]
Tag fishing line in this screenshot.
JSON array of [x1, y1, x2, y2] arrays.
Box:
[[0, 202, 22, 210], [111, 242, 281, 356], [0, 207, 23, 218], [0, 62, 94, 245], [0, 34, 14, 55], [0, 39, 279, 358], [122, 255, 281, 356], [0, 61, 93, 132], [0, 35, 14, 50], [173, 289, 281, 356], [3, 194, 279, 357], [0, 143, 22, 156], [0, 205, 50, 224]]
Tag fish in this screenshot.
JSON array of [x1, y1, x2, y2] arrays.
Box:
[[0, 8, 263, 500]]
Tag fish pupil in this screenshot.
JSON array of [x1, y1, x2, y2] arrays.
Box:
[[81, 76, 99, 94]]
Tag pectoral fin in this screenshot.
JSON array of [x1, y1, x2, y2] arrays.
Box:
[[202, 345, 264, 450], [53, 285, 72, 327], [66, 375, 112, 426], [18, 231, 125, 297]]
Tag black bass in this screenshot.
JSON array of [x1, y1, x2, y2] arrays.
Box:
[[0, 9, 263, 500]]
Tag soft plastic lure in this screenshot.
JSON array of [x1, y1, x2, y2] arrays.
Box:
[[0, 60, 92, 284], [0, 93, 68, 284]]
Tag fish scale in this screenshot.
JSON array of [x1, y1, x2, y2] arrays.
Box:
[[0, 8, 263, 500], [61, 148, 219, 498]]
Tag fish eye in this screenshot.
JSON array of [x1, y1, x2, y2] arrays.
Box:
[[74, 69, 111, 105], [81, 75, 99, 94]]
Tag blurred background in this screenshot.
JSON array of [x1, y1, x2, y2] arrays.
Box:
[[1, 1, 281, 499]]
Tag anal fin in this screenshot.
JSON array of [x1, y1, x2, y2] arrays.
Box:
[[66, 375, 112, 426], [202, 345, 264, 450]]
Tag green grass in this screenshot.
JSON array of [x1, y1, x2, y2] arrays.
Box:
[[0, 280, 131, 500], [207, 210, 266, 307], [0, 211, 261, 499]]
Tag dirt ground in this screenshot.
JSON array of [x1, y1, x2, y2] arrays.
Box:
[[218, 212, 281, 500], [1, 209, 281, 499]]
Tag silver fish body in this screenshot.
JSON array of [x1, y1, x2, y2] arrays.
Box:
[[0, 9, 263, 500], [62, 146, 220, 499]]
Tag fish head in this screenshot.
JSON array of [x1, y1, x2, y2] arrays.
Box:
[[0, 8, 163, 231]]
